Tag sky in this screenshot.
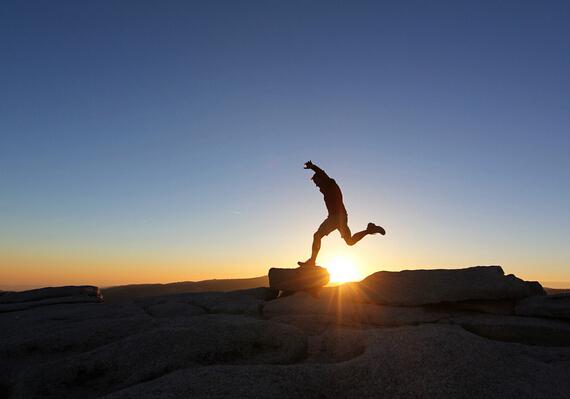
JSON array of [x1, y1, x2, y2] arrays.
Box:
[[1, 1, 569, 290]]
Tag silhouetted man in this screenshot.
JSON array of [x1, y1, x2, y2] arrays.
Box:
[[298, 160, 386, 267]]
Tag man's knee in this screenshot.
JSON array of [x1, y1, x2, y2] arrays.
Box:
[[344, 236, 355, 246], [313, 231, 324, 241]]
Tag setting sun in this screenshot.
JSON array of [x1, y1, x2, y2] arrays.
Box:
[[325, 255, 363, 283]]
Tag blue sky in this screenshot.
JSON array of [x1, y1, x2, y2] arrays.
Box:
[[1, 1, 569, 289]]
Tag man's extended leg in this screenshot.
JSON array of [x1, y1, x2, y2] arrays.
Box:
[[298, 217, 336, 267], [298, 231, 324, 267], [309, 231, 324, 262]]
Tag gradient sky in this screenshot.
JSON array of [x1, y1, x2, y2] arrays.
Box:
[[1, 1, 569, 290]]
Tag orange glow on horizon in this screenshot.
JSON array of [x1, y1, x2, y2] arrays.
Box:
[[2, 248, 569, 291]]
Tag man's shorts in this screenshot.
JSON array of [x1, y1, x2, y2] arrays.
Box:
[[316, 213, 350, 239]]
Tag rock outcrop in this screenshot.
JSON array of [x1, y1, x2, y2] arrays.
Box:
[[0, 285, 102, 303], [269, 266, 330, 291], [357, 266, 545, 306]]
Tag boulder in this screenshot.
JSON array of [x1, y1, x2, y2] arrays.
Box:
[[357, 266, 544, 306], [526, 281, 548, 296], [268, 266, 330, 291], [515, 293, 570, 319], [428, 299, 516, 315], [450, 314, 570, 346]]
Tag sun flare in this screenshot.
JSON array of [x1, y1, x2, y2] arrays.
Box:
[[326, 255, 362, 283]]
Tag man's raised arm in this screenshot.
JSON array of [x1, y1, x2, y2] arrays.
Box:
[[304, 160, 329, 178]]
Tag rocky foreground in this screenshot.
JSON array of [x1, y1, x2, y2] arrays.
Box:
[[2, 266, 570, 399]]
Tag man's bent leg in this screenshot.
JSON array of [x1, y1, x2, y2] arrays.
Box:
[[339, 214, 364, 246], [340, 215, 384, 246], [344, 229, 369, 246]]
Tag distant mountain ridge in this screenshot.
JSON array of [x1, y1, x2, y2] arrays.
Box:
[[101, 276, 269, 303], [100, 275, 568, 303]]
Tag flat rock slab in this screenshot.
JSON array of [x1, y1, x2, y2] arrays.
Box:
[[427, 299, 516, 315], [0, 295, 103, 313], [264, 291, 448, 328], [357, 265, 544, 306], [0, 286, 104, 313], [268, 266, 330, 292], [13, 315, 307, 399], [136, 288, 277, 317], [516, 293, 570, 320], [102, 325, 570, 399], [0, 303, 155, 386], [146, 303, 206, 318]]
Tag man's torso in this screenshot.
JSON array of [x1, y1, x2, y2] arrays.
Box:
[[321, 179, 347, 216]]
